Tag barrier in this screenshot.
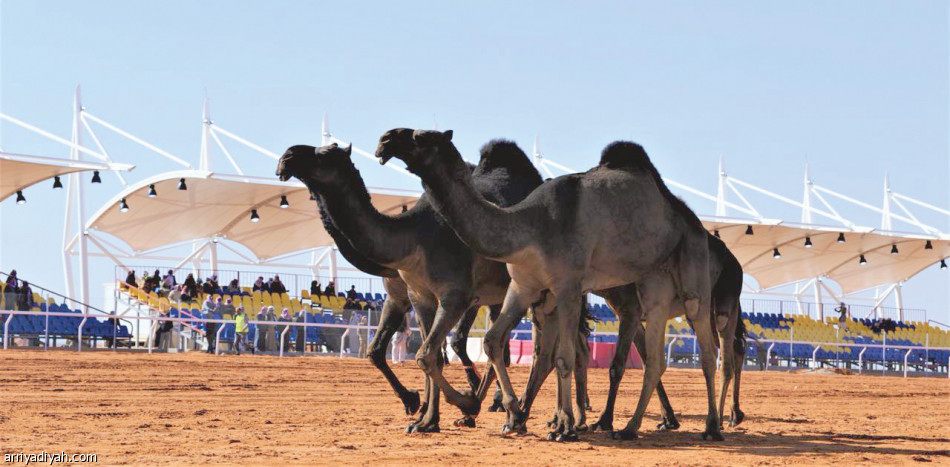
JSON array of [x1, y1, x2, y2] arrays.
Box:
[[2, 308, 949, 378]]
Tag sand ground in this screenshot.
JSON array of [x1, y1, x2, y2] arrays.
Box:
[[0, 350, 947, 465]]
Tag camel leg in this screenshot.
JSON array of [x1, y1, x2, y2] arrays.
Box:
[[688, 298, 724, 441], [717, 310, 736, 430], [407, 299, 440, 433], [573, 325, 590, 431], [590, 300, 635, 433], [731, 344, 746, 427], [450, 304, 481, 393], [475, 304, 508, 413], [613, 304, 668, 440], [367, 294, 419, 415], [519, 297, 559, 428], [546, 286, 582, 442], [415, 290, 482, 421], [484, 284, 539, 434]]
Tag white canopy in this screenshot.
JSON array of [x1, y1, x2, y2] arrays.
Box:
[[84, 169, 948, 294], [703, 218, 950, 294], [0, 151, 133, 202], [84, 171, 420, 261]]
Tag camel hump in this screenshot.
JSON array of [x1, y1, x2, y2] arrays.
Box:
[[598, 141, 652, 171], [477, 139, 542, 182]]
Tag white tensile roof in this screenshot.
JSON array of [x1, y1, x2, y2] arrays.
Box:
[[704, 219, 949, 294], [84, 171, 420, 261], [84, 169, 948, 294], [0, 151, 133, 202]]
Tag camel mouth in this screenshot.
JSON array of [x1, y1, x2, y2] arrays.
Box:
[[378, 154, 394, 165], [277, 173, 291, 182]]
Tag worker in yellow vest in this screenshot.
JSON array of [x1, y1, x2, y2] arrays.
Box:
[[234, 306, 251, 355]]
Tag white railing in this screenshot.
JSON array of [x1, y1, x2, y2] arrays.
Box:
[[2, 309, 949, 379]]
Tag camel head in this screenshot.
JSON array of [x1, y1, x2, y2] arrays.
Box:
[[375, 128, 455, 174], [276, 143, 354, 187]]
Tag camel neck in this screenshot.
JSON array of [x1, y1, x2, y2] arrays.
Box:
[[300, 173, 415, 268], [418, 151, 532, 261]]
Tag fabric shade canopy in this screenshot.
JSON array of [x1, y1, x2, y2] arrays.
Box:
[[0, 151, 133, 202], [85, 169, 949, 295], [85, 171, 419, 261]]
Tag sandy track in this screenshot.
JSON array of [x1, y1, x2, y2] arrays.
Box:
[[0, 350, 947, 465]]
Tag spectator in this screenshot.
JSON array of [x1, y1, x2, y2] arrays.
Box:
[[357, 313, 368, 358], [220, 297, 235, 317], [201, 296, 218, 354], [323, 281, 335, 298], [234, 306, 250, 355], [392, 313, 409, 364], [183, 274, 198, 299], [310, 280, 321, 297], [294, 310, 307, 352], [168, 284, 184, 303], [257, 308, 267, 352], [17, 281, 33, 311], [3, 269, 19, 310], [253, 276, 266, 292], [271, 275, 287, 294], [835, 302, 850, 332], [163, 269, 177, 289], [154, 309, 173, 349], [277, 308, 291, 351], [343, 298, 360, 310], [346, 285, 359, 301], [226, 278, 241, 294], [265, 306, 278, 350], [124, 270, 137, 289], [343, 311, 363, 355]]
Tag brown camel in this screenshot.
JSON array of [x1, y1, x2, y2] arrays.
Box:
[[277, 141, 541, 432], [376, 129, 723, 441]]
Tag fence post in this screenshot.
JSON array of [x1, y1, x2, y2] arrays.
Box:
[[858, 347, 867, 373], [77, 315, 88, 352], [215, 323, 225, 355], [766, 342, 776, 369], [903, 349, 912, 378], [3, 313, 11, 350], [147, 320, 158, 354], [882, 331, 887, 376], [279, 325, 290, 357], [666, 337, 678, 366]]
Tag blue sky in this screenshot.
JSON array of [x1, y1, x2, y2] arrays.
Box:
[[1, 1, 948, 321]]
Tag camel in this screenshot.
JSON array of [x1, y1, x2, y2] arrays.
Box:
[[277, 140, 543, 433], [376, 129, 723, 441], [590, 233, 747, 434]]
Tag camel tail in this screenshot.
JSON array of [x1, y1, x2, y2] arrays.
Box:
[[734, 304, 747, 358], [579, 294, 597, 338]]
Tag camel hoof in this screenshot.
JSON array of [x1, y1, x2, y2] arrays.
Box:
[[402, 390, 421, 416], [575, 423, 589, 433], [610, 429, 637, 440], [546, 431, 579, 442], [453, 417, 476, 428], [456, 390, 481, 417], [729, 409, 745, 427], [407, 423, 440, 434], [501, 423, 527, 435], [590, 418, 613, 433], [656, 418, 680, 431], [487, 400, 505, 412], [701, 430, 724, 441]]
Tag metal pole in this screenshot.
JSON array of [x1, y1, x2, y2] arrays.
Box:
[[666, 337, 678, 366], [215, 324, 224, 355], [3, 313, 11, 349], [858, 347, 867, 373], [77, 315, 87, 352], [765, 342, 776, 370], [279, 325, 290, 357], [903, 349, 911, 378], [882, 331, 887, 375], [73, 87, 91, 318]]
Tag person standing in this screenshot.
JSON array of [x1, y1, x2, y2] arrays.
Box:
[[234, 306, 249, 355], [255, 306, 269, 352], [265, 306, 278, 351], [17, 281, 33, 311], [277, 308, 291, 352], [357, 313, 368, 358], [392, 313, 409, 364], [835, 302, 850, 333], [294, 309, 307, 353], [4, 269, 20, 310], [202, 296, 218, 354]]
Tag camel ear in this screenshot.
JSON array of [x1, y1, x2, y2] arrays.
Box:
[[330, 142, 338, 149], [443, 130, 453, 142], [344, 144, 352, 156]]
